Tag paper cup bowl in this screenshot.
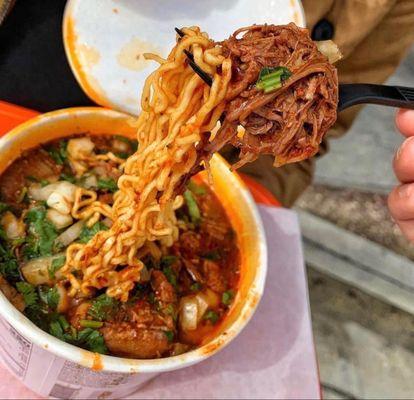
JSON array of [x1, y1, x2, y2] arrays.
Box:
[[0, 107, 267, 396]]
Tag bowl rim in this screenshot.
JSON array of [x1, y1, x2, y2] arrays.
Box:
[[0, 107, 267, 373]]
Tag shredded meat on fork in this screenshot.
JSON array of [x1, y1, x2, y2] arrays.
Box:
[[197, 23, 338, 170]]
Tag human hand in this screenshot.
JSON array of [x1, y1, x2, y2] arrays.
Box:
[[388, 109, 414, 241]]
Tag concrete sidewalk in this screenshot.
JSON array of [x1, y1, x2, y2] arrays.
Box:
[[301, 46, 414, 399]]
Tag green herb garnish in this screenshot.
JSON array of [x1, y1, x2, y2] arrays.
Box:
[[162, 265, 177, 287], [78, 221, 108, 244], [184, 190, 201, 226], [190, 282, 202, 292], [187, 180, 206, 195], [60, 172, 76, 183], [256, 66, 292, 93], [16, 282, 38, 307], [77, 328, 107, 354], [97, 178, 118, 193], [23, 207, 58, 258], [0, 242, 20, 283], [164, 330, 174, 343], [48, 255, 66, 279], [88, 294, 119, 322], [46, 141, 68, 165], [38, 286, 60, 310], [80, 320, 103, 329], [160, 255, 178, 267]]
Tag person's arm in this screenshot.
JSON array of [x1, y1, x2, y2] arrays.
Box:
[[388, 109, 414, 241]]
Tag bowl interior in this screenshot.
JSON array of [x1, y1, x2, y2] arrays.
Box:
[[0, 107, 267, 372]]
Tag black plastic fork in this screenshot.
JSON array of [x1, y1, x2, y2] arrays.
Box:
[[175, 27, 414, 112]]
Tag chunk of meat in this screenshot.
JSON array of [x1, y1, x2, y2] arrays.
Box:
[[151, 270, 176, 303], [0, 276, 25, 312], [101, 322, 171, 359], [0, 149, 62, 209], [93, 160, 122, 181], [179, 231, 201, 258], [202, 260, 226, 293]]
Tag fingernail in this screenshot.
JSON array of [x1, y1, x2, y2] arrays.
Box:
[[397, 184, 414, 198], [395, 137, 414, 161]]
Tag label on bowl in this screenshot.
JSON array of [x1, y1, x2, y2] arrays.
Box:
[[0, 316, 157, 398]]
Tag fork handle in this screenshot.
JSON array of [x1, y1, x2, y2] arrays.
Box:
[[338, 84, 414, 112]]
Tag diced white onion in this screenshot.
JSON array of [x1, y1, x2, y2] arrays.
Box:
[[316, 40, 342, 64], [47, 192, 71, 215], [202, 288, 220, 308], [194, 293, 209, 322], [67, 137, 95, 159], [29, 181, 77, 202], [21, 254, 66, 285], [22, 257, 52, 285], [112, 138, 130, 153], [179, 296, 199, 331], [46, 209, 73, 229], [82, 174, 98, 189], [0, 211, 25, 240], [55, 220, 84, 247]]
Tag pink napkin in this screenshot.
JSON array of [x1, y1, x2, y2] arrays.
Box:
[[0, 206, 320, 399]]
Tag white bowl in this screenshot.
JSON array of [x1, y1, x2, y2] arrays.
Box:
[[0, 107, 267, 397]]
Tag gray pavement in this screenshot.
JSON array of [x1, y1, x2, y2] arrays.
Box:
[[302, 46, 414, 399]]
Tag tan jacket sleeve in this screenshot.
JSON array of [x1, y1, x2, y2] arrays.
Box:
[[235, 0, 414, 207]]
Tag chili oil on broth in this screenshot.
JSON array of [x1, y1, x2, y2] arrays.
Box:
[[0, 133, 240, 359]]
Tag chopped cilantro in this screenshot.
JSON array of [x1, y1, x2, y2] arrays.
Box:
[[190, 282, 202, 292], [160, 255, 178, 267], [0, 242, 20, 283], [77, 328, 107, 354], [48, 255, 66, 279], [78, 221, 108, 244], [164, 304, 177, 321], [88, 294, 119, 322], [46, 141, 67, 165], [164, 330, 174, 343], [23, 207, 58, 258], [203, 310, 219, 325], [47, 287, 59, 310], [60, 172, 76, 183], [16, 282, 38, 308], [49, 320, 65, 339], [97, 178, 118, 193], [162, 265, 177, 287], [40, 179, 50, 187], [49, 315, 75, 343]]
